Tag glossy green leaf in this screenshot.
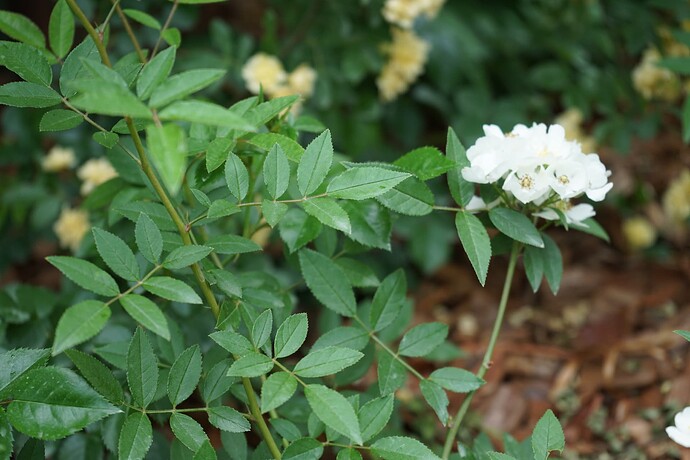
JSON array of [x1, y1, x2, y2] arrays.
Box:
[[261, 371, 297, 413], [208, 406, 250, 433], [0, 82, 61, 108], [531, 410, 565, 460], [327, 167, 410, 200], [377, 351, 406, 396], [65, 349, 124, 404], [146, 123, 187, 196], [263, 143, 290, 199], [120, 295, 170, 340], [226, 352, 273, 378], [0, 41, 52, 85], [6, 367, 120, 440], [170, 413, 208, 452], [282, 437, 323, 460], [207, 234, 261, 255], [163, 245, 213, 269], [0, 348, 50, 399], [376, 176, 434, 216], [311, 326, 369, 352], [278, 208, 322, 253], [127, 328, 159, 408], [52, 300, 111, 355], [297, 129, 333, 196], [143, 277, 202, 304], [358, 394, 394, 442], [48, 0, 74, 58], [299, 249, 356, 317], [149, 69, 226, 108], [47, 256, 120, 297], [123, 9, 161, 30], [159, 100, 254, 131], [542, 234, 563, 295], [428, 367, 484, 393], [455, 211, 491, 286], [305, 384, 362, 445], [419, 380, 449, 425], [274, 313, 308, 358], [523, 245, 544, 292], [118, 412, 153, 460], [393, 146, 454, 181], [0, 11, 44, 48], [93, 227, 140, 281], [489, 208, 543, 248], [294, 346, 363, 378], [370, 269, 407, 332], [370, 436, 441, 460], [225, 152, 250, 201], [398, 322, 448, 357], [167, 345, 202, 406], [302, 197, 351, 234], [446, 127, 474, 207], [39, 109, 83, 131], [210, 330, 253, 355], [135, 213, 163, 264]]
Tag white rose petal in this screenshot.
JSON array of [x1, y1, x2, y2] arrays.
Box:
[[667, 407, 690, 448]]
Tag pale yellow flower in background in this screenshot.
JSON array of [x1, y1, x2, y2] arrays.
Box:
[[77, 158, 118, 196], [42, 145, 76, 172], [663, 169, 690, 225], [242, 53, 288, 96], [53, 207, 90, 252], [382, 0, 446, 28], [632, 47, 681, 101], [622, 216, 657, 250], [555, 108, 597, 154], [377, 28, 429, 101], [421, 0, 445, 18], [288, 64, 317, 98]]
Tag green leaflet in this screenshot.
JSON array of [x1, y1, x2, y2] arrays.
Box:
[[293, 346, 364, 378], [274, 313, 308, 358], [297, 129, 333, 196], [263, 143, 291, 199], [226, 352, 273, 378], [52, 300, 111, 355], [298, 249, 356, 317], [127, 328, 159, 408], [118, 412, 153, 460], [282, 437, 323, 460], [531, 410, 565, 460], [65, 350, 124, 404], [146, 123, 187, 196], [419, 380, 449, 425], [39, 109, 83, 132], [0, 41, 52, 86], [398, 322, 448, 358], [302, 197, 352, 234], [428, 367, 484, 393], [304, 384, 362, 445], [446, 127, 474, 207], [393, 146, 455, 181], [358, 394, 394, 442], [149, 68, 226, 108], [93, 227, 140, 282], [370, 269, 407, 332], [0, 82, 61, 108], [327, 167, 410, 200], [0, 10, 45, 48], [0, 348, 50, 399], [135, 213, 163, 264], [489, 208, 544, 248], [170, 413, 209, 452], [48, 0, 74, 58], [208, 406, 250, 433], [167, 345, 202, 406], [251, 309, 273, 349], [371, 436, 441, 460], [158, 100, 255, 131], [261, 372, 297, 413], [119, 294, 170, 340], [47, 256, 120, 297], [455, 211, 491, 286], [225, 152, 250, 201], [143, 277, 202, 304]]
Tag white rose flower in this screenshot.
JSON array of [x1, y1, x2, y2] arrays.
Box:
[[462, 125, 514, 183], [667, 406, 690, 448], [502, 163, 552, 204], [548, 159, 589, 199], [534, 203, 595, 226]]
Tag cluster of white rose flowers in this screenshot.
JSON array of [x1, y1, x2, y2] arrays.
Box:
[[462, 123, 613, 226]]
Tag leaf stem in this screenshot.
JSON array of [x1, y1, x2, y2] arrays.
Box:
[[113, 1, 147, 63], [64, 0, 112, 67], [441, 241, 521, 459], [152, 0, 179, 58]]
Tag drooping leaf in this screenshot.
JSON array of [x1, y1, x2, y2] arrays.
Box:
[[168, 345, 202, 406], [297, 129, 333, 196], [377, 350, 406, 396], [60, 37, 99, 97], [0, 41, 52, 85], [298, 249, 356, 317], [261, 371, 297, 413], [489, 208, 543, 248], [163, 245, 213, 269], [294, 346, 363, 378], [39, 109, 83, 132], [201, 360, 235, 403], [48, 0, 74, 58], [327, 167, 410, 200], [523, 245, 545, 292], [398, 322, 448, 357], [170, 413, 208, 452], [570, 218, 610, 242], [208, 406, 250, 433], [428, 367, 484, 393], [370, 269, 407, 332], [541, 234, 563, 295], [226, 352, 273, 378], [135, 213, 163, 264], [159, 100, 255, 131], [370, 436, 441, 460], [225, 152, 250, 201], [341, 200, 391, 250], [126, 328, 159, 408], [6, 367, 120, 440], [52, 300, 111, 355], [419, 380, 449, 425], [0, 82, 61, 108], [274, 313, 308, 358], [47, 256, 120, 297], [278, 208, 322, 253], [93, 227, 140, 282], [358, 394, 394, 442], [251, 309, 273, 349], [375, 176, 434, 216], [305, 384, 362, 445], [455, 211, 491, 286], [118, 412, 153, 460], [302, 197, 351, 234], [146, 123, 187, 196], [531, 410, 565, 460], [119, 294, 170, 340], [263, 143, 291, 199], [0, 11, 45, 48], [65, 349, 123, 404], [149, 69, 226, 108], [446, 127, 474, 207]]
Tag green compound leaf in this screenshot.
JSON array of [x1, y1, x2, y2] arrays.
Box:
[[305, 384, 362, 445], [294, 346, 363, 378], [398, 322, 448, 358], [143, 277, 202, 304], [226, 352, 273, 378], [208, 406, 250, 433], [370, 269, 407, 332], [302, 197, 351, 234], [168, 345, 202, 406], [297, 129, 333, 196], [225, 152, 250, 201], [261, 371, 297, 413], [47, 256, 120, 297], [0, 348, 50, 399], [419, 380, 449, 425], [48, 0, 74, 58], [92, 227, 140, 282], [149, 69, 226, 108], [263, 143, 291, 199], [0, 41, 52, 86], [446, 127, 474, 207], [6, 367, 121, 440], [65, 349, 123, 404], [127, 328, 159, 408], [163, 245, 213, 270], [274, 313, 308, 359], [119, 294, 170, 340], [428, 367, 484, 393], [327, 167, 410, 200], [0, 82, 61, 108], [489, 208, 544, 248], [137, 46, 175, 99], [358, 394, 394, 442], [52, 300, 111, 356], [135, 213, 163, 264], [375, 176, 434, 216], [542, 233, 563, 295], [531, 409, 565, 460], [0, 10, 45, 48], [371, 436, 441, 460], [146, 123, 187, 197], [170, 413, 208, 452], [39, 109, 83, 132], [298, 249, 356, 317], [118, 412, 153, 460], [393, 146, 455, 181], [455, 211, 491, 286]]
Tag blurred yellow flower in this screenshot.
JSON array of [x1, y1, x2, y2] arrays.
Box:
[[242, 53, 288, 96], [42, 145, 76, 172], [288, 64, 317, 98], [382, 0, 445, 29], [54, 207, 90, 252], [555, 108, 597, 154], [663, 169, 690, 225], [377, 28, 429, 101], [77, 158, 118, 196], [632, 47, 681, 101], [622, 216, 657, 250]]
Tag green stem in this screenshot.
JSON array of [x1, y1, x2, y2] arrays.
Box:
[[105, 264, 162, 307], [441, 242, 521, 460], [65, 0, 111, 67], [113, 1, 147, 63], [152, 0, 179, 58]]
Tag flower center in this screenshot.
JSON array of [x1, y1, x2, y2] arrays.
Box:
[[537, 148, 549, 158], [519, 174, 534, 190], [558, 175, 570, 185]]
